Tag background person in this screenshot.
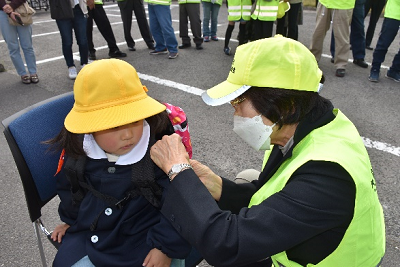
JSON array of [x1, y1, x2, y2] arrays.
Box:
[[178, 0, 203, 50], [364, 0, 387, 50], [0, 0, 39, 84], [48, 59, 190, 267], [150, 36, 385, 267], [201, 0, 222, 42]]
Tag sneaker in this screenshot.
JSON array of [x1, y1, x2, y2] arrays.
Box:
[[385, 69, 400, 82], [150, 48, 168, 55], [211, 36, 218, 41], [368, 69, 380, 82], [224, 47, 231, 55], [204, 36, 210, 42], [89, 50, 96, 60], [168, 52, 179, 59], [109, 50, 127, 58], [68, 66, 77, 80]]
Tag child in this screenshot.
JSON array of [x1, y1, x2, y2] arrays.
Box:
[[49, 59, 191, 267], [201, 0, 223, 42]]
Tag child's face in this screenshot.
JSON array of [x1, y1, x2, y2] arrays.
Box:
[[92, 120, 144, 156]]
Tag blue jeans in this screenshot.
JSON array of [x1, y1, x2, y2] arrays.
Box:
[[56, 5, 88, 68], [0, 11, 37, 76], [72, 255, 184, 267], [371, 17, 400, 73], [202, 2, 220, 37], [148, 3, 178, 53]]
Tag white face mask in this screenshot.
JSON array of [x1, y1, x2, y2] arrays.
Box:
[[233, 115, 276, 151]]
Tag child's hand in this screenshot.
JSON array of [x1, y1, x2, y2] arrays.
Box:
[[143, 248, 172, 267], [51, 223, 70, 243]]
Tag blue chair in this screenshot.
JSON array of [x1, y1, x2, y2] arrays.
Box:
[[2, 92, 74, 267]]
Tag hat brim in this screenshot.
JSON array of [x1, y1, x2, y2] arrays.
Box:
[[65, 96, 166, 134], [202, 80, 251, 106]]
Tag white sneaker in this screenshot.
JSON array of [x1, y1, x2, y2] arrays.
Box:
[[68, 66, 77, 80]]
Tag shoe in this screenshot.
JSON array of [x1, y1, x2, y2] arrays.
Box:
[[128, 45, 136, 51], [147, 43, 155, 50], [386, 69, 400, 82], [330, 57, 334, 63], [68, 66, 77, 80], [204, 36, 210, 42], [30, 74, 39, 83], [368, 69, 380, 82], [211, 36, 218, 41], [366, 45, 373, 50], [21, 75, 31, 84], [109, 50, 127, 58], [196, 43, 203, 50], [353, 59, 368, 68], [224, 47, 231, 55], [0, 63, 5, 72], [335, 69, 346, 78], [149, 48, 168, 55], [178, 43, 191, 49], [168, 52, 179, 59], [89, 51, 96, 60]]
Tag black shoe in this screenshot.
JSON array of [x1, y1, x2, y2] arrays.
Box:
[[366, 45, 373, 50], [89, 51, 96, 60], [128, 45, 136, 51], [196, 43, 203, 50], [0, 63, 6, 72], [178, 43, 191, 49], [330, 57, 334, 63], [336, 69, 346, 78], [109, 50, 127, 58], [147, 43, 155, 50], [353, 59, 368, 68]]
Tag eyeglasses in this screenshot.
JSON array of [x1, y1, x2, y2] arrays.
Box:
[[230, 97, 246, 107]]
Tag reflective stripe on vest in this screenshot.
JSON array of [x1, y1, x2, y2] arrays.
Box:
[[227, 0, 252, 21], [251, 0, 279, 21], [249, 109, 385, 267], [178, 0, 201, 3], [145, 0, 171, 5]]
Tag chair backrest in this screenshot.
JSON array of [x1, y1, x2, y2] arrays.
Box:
[[2, 92, 74, 223]]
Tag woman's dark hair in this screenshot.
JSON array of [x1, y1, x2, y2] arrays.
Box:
[[242, 87, 332, 128], [46, 111, 170, 158]]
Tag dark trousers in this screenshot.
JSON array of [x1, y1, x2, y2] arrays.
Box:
[[252, 20, 274, 40], [364, 0, 387, 47], [179, 3, 203, 45], [118, 0, 154, 48], [276, 2, 301, 40], [87, 4, 119, 53]]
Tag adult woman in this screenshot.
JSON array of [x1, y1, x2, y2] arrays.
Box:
[[150, 37, 385, 267], [0, 0, 39, 84]]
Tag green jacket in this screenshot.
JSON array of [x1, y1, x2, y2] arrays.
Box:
[[384, 0, 400, 20], [251, 109, 385, 267]]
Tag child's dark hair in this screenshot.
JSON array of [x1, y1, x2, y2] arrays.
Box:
[[46, 111, 170, 158]]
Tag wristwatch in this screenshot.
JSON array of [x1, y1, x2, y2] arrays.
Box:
[[167, 163, 192, 181]]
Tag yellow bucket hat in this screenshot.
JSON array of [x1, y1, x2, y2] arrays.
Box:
[[64, 59, 166, 134], [202, 36, 323, 106], [277, 1, 290, 19]]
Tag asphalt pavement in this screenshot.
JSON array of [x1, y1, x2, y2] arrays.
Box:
[[0, 2, 399, 266]]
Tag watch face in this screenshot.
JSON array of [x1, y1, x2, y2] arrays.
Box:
[[172, 164, 181, 173]]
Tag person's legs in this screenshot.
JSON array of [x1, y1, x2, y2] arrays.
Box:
[[71, 256, 95, 267], [148, 4, 166, 51], [202, 1, 211, 37], [170, 259, 185, 267], [365, 0, 387, 48], [0, 11, 28, 76], [153, 4, 178, 53], [16, 24, 37, 75], [132, 0, 154, 46], [91, 4, 119, 53], [56, 18, 75, 68], [86, 8, 96, 55], [72, 6, 88, 66], [309, 3, 332, 62], [179, 4, 190, 45], [332, 8, 353, 70], [287, 2, 300, 40], [276, 14, 286, 36], [238, 22, 246, 45], [187, 3, 202, 45], [210, 3, 220, 38], [118, 0, 135, 48], [350, 0, 366, 61]]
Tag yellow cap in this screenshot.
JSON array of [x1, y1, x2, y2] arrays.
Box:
[[202, 36, 323, 106], [64, 59, 166, 133], [277, 1, 290, 19]]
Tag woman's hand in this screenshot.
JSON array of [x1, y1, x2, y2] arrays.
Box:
[[190, 159, 222, 201], [150, 133, 190, 175], [51, 223, 70, 243], [2, 4, 13, 13], [142, 248, 172, 267]]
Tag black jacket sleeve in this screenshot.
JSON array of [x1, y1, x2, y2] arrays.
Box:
[[56, 170, 81, 226]]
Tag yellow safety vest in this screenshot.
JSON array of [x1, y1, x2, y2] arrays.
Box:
[[228, 0, 252, 21], [251, 0, 279, 21]]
